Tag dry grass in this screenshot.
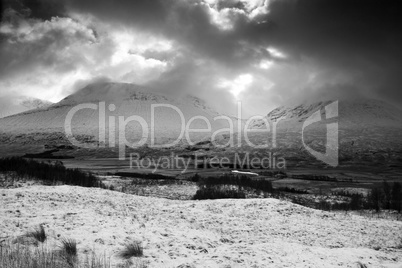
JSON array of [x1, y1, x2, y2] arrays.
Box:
[[118, 242, 143, 259], [26, 225, 46, 243], [0, 242, 65, 268], [0, 241, 111, 268], [59, 237, 78, 267], [356, 261, 368, 268]]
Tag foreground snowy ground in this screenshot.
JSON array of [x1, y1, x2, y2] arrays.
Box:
[[1, 186, 401, 268]]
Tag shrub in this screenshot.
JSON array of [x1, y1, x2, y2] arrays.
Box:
[[368, 187, 383, 212], [26, 225, 46, 243], [116, 172, 171, 180], [277, 187, 308, 194], [317, 200, 332, 211], [364, 181, 402, 212], [192, 174, 275, 200], [197, 174, 273, 193], [193, 185, 246, 200], [118, 242, 143, 259], [0, 157, 104, 188], [189, 173, 201, 182], [383, 180, 391, 209], [349, 193, 364, 210], [391, 182, 402, 212]]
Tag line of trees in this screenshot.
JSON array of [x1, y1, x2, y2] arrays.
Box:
[[192, 174, 276, 200], [0, 157, 104, 188], [318, 181, 402, 212], [196, 174, 274, 193], [368, 181, 402, 212]]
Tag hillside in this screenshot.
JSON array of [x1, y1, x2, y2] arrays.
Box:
[[0, 82, 233, 148], [0, 96, 52, 119], [251, 98, 402, 130], [0, 185, 401, 267], [246, 98, 402, 169]]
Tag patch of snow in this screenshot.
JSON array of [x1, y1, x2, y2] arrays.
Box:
[[1, 185, 401, 267]]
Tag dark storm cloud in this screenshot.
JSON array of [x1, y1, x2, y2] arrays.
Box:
[[1, 0, 66, 20], [265, 0, 402, 101], [65, 0, 402, 101], [1, 0, 401, 112], [2, 0, 266, 70], [65, 0, 264, 68]]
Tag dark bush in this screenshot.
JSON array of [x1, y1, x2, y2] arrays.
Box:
[[277, 187, 308, 194], [383, 180, 392, 209], [391, 182, 402, 212], [197, 174, 274, 193], [349, 193, 364, 210], [0, 157, 104, 188], [193, 185, 246, 200], [189, 173, 201, 182], [317, 200, 332, 211], [368, 187, 383, 212], [115, 172, 172, 180]]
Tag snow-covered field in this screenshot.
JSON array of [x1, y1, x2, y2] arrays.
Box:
[[1, 185, 401, 268]]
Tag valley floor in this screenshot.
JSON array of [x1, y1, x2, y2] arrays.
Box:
[[1, 185, 401, 268]]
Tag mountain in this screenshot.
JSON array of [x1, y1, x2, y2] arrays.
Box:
[[1, 85, 401, 169], [248, 98, 402, 168], [0, 96, 52, 119], [252, 98, 402, 129], [0, 82, 234, 150]]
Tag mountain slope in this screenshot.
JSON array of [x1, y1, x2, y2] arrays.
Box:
[[0, 82, 233, 147], [247, 98, 402, 168], [252, 98, 402, 130], [0, 96, 52, 119]]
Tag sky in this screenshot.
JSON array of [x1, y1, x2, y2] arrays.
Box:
[[0, 0, 401, 116]]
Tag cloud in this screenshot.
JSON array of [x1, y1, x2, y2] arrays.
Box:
[[264, 0, 402, 101], [0, 0, 401, 115], [0, 8, 97, 75], [1, 0, 67, 20], [0, 6, 171, 101]]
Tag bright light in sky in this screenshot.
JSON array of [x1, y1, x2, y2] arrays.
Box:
[[218, 74, 253, 99], [267, 47, 286, 58], [203, 0, 269, 30], [205, 5, 236, 31], [259, 59, 274, 69]]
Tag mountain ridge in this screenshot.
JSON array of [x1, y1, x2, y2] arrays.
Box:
[[0, 82, 234, 147], [251, 98, 402, 130]]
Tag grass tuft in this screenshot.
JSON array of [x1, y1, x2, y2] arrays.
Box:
[[118, 242, 143, 259], [0, 240, 111, 268], [60, 237, 78, 267], [60, 237, 78, 257], [356, 261, 368, 268], [26, 225, 46, 243]]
